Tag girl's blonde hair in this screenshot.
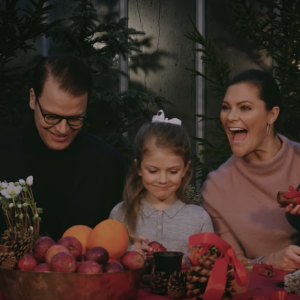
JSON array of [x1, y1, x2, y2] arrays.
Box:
[[121, 122, 193, 243]]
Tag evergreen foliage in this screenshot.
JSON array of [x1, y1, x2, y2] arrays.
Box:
[[0, 0, 59, 128], [48, 0, 171, 155], [185, 0, 300, 186]]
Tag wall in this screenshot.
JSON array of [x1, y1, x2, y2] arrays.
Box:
[[128, 0, 196, 136], [205, 0, 272, 139]]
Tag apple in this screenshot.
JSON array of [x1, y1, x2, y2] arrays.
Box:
[[51, 252, 77, 273], [77, 261, 103, 274], [34, 263, 51, 272], [57, 236, 82, 260], [148, 241, 167, 252], [85, 247, 109, 265], [76, 261, 82, 271], [17, 252, 39, 271], [34, 236, 56, 262], [44, 244, 69, 264], [107, 258, 122, 267], [120, 251, 145, 270], [104, 262, 124, 273]]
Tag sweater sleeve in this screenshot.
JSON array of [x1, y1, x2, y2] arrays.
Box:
[[202, 199, 247, 260], [200, 208, 214, 233]]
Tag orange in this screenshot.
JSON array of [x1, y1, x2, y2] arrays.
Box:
[[62, 225, 92, 255], [87, 219, 129, 259]]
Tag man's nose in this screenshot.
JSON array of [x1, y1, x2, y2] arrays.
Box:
[[55, 119, 70, 134]]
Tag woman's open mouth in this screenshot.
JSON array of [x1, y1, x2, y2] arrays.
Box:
[[229, 127, 248, 143]]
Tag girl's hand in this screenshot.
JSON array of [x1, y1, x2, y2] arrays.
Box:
[[263, 245, 300, 271], [130, 236, 152, 256], [283, 203, 300, 215]]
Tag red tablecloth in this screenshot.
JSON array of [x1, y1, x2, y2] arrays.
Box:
[[0, 265, 299, 300], [136, 265, 300, 300]]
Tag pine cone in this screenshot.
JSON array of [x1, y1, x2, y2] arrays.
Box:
[[167, 271, 187, 299], [151, 271, 169, 295], [0, 251, 17, 270], [2, 230, 33, 261], [186, 246, 236, 300]]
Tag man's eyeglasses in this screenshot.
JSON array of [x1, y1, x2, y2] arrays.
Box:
[[36, 98, 87, 127]]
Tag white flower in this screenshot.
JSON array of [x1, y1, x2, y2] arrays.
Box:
[[22, 203, 28, 207], [35, 213, 38, 217], [18, 204, 22, 208], [9, 203, 14, 208], [1, 184, 22, 199], [26, 176, 33, 186], [29, 226, 33, 231], [19, 179, 25, 186], [1, 182, 8, 188]]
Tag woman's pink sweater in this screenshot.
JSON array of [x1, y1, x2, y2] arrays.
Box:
[[202, 135, 300, 260]]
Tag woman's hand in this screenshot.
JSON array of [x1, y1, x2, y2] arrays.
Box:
[[283, 203, 300, 215], [263, 245, 300, 271], [130, 236, 152, 256]]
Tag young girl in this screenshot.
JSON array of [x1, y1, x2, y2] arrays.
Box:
[[109, 110, 214, 256]]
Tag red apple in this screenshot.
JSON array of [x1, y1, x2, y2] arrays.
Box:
[[77, 261, 103, 274], [17, 252, 39, 271], [51, 252, 77, 273], [34, 236, 56, 262], [104, 262, 124, 273], [120, 251, 145, 270], [107, 258, 122, 267], [44, 244, 69, 264], [85, 247, 109, 265], [148, 241, 167, 252], [76, 261, 82, 271], [57, 236, 82, 260], [34, 263, 51, 272]]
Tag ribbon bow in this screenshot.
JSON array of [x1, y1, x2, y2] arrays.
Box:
[[188, 233, 248, 300], [152, 110, 182, 125], [249, 290, 288, 300], [283, 185, 300, 199]]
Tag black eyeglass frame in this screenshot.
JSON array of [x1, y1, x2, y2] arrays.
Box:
[[35, 97, 87, 127]]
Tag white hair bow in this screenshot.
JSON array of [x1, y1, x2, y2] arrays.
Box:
[[152, 110, 182, 125]]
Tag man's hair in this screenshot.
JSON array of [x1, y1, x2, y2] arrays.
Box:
[[32, 55, 94, 98]]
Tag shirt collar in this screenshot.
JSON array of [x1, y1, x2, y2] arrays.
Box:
[[141, 198, 185, 218]]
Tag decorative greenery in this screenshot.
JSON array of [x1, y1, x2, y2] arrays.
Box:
[[185, 16, 232, 185], [185, 0, 300, 186], [0, 176, 41, 237], [48, 0, 171, 155], [0, 0, 60, 128]]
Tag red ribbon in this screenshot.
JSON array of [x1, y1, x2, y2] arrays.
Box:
[[249, 290, 288, 300], [259, 264, 273, 271], [283, 186, 300, 204], [188, 233, 248, 300]]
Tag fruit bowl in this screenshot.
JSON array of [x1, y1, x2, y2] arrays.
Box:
[[0, 266, 145, 300]]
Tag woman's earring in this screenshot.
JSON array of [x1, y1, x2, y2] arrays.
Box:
[[266, 123, 270, 136]]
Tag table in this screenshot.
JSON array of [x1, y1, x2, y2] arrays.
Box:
[[0, 265, 299, 300], [136, 265, 300, 300]]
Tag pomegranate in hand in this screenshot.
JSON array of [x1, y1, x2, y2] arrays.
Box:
[[148, 241, 167, 252]]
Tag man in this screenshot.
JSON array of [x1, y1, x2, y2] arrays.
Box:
[[0, 55, 127, 241]]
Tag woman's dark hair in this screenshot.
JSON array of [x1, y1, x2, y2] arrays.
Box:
[[227, 69, 281, 111], [32, 55, 94, 99]]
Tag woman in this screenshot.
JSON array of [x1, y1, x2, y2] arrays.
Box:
[[202, 69, 300, 271]]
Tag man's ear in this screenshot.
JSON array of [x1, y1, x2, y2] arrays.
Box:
[[29, 88, 36, 110], [134, 159, 142, 176]]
